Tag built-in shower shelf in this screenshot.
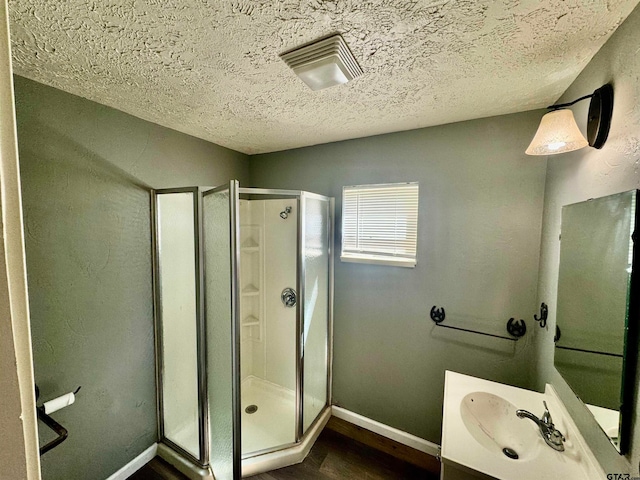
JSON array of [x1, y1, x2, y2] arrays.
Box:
[[242, 285, 260, 296], [242, 316, 260, 327], [240, 223, 263, 343]]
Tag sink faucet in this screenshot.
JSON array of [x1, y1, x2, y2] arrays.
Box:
[[516, 401, 565, 451]]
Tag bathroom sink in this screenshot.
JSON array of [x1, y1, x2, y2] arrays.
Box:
[[442, 372, 606, 480], [460, 392, 540, 461]]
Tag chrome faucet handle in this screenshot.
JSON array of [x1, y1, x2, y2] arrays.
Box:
[[541, 401, 553, 425], [516, 401, 565, 451], [547, 427, 566, 446], [542, 401, 566, 444]]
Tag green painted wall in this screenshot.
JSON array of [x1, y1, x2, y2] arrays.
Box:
[[14, 76, 248, 480], [535, 3, 640, 475], [250, 111, 547, 444]]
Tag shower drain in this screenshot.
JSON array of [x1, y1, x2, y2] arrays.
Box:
[[245, 405, 258, 414]]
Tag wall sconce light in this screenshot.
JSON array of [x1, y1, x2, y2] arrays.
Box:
[[526, 84, 613, 156]]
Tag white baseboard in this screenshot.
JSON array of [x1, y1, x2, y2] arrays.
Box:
[[331, 406, 440, 457], [106, 443, 158, 480]]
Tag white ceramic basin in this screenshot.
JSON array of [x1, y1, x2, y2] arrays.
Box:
[[442, 372, 606, 480], [460, 391, 540, 461]]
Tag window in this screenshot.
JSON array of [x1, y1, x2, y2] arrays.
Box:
[[341, 182, 419, 267]]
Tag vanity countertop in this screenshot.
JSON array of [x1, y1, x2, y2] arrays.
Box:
[[441, 371, 605, 480]]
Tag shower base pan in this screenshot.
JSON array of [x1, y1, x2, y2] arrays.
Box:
[[157, 401, 331, 479], [241, 376, 296, 454], [242, 406, 331, 477]]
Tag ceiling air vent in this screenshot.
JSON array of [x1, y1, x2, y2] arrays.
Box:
[[280, 34, 363, 91]]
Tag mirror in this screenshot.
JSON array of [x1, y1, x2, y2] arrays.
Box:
[[554, 190, 638, 454]]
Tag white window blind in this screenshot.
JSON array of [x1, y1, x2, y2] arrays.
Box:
[[341, 182, 419, 267]]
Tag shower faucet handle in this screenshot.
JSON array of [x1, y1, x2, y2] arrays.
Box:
[[281, 288, 297, 307]]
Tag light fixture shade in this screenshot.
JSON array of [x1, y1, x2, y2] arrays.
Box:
[[280, 34, 363, 91], [294, 56, 351, 91], [525, 109, 589, 156]]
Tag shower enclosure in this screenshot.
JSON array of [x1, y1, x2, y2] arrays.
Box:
[[152, 181, 334, 479]]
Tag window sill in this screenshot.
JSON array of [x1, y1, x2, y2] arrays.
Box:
[[340, 254, 416, 268]]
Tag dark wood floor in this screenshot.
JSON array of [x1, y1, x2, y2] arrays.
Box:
[[132, 428, 438, 479], [248, 428, 438, 479], [129, 456, 188, 480]]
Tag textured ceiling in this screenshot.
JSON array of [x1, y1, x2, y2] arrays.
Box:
[[8, 0, 640, 154]]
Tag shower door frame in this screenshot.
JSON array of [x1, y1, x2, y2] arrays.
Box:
[[152, 187, 210, 468], [201, 180, 242, 480], [237, 189, 302, 459], [152, 185, 335, 471], [238, 188, 335, 460], [297, 191, 334, 441]]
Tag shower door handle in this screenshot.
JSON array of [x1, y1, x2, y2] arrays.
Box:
[[281, 288, 297, 308]]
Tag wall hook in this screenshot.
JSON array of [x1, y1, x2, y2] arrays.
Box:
[[506, 318, 527, 338], [534, 302, 548, 328], [430, 306, 446, 324]]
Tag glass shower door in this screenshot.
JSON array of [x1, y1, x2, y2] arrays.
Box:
[[300, 193, 332, 434], [202, 181, 241, 480], [239, 196, 298, 456], [154, 189, 205, 464]]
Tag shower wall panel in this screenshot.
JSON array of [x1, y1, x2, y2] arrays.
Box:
[[240, 198, 297, 391], [263, 200, 297, 391]]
